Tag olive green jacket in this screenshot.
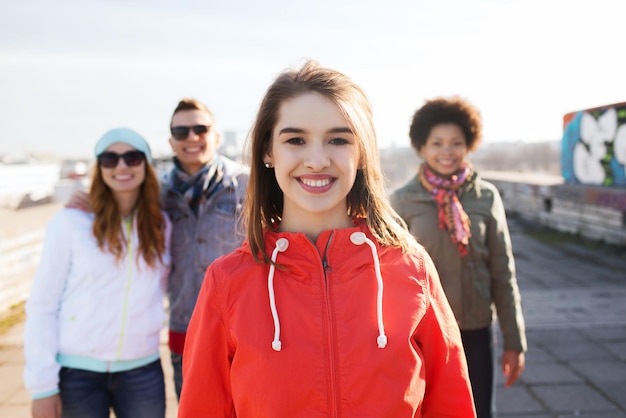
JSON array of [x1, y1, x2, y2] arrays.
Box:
[[390, 172, 527, 352]]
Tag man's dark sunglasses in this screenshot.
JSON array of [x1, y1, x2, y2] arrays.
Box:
[[97, 150, 146, 168], [170, 125, 211, 141]]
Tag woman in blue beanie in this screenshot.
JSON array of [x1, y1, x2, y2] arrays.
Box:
[[24, 128, 172, 418]]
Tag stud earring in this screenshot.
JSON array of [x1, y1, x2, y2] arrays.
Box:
[[264, 162, 272, 168]]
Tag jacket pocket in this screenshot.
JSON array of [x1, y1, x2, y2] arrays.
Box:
[[465, 261, 493, 325], [209, 194, 244, 250]]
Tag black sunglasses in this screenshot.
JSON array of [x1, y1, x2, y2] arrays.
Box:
[[98, 150, 146, 168], [170, 125, 211, 141]]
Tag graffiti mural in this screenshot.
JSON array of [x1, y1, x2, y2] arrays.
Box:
[[562, 102, 626, 186]]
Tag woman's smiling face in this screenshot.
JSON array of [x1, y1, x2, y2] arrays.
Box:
[[266, 92, 360, 233], [99, 143, 146, 195], [419, 123, 468, 177]]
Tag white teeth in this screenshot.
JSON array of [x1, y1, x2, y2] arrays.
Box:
[[185, 147, 202, 152], [114, 175, 132, 180], [302, 178, 330, 187]]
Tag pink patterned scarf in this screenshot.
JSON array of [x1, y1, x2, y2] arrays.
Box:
[[418, 162, 473, 255]]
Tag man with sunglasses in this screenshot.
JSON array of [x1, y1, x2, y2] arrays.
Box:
[[161, 98, 248, 400]]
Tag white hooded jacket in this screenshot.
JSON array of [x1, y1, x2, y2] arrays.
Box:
[[23, 208, 171, 398]]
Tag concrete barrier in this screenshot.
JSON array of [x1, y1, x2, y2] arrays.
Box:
[[483, 171, 626, 246]]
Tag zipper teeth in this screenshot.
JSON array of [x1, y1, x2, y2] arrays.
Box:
[[116, 217, 134, 359], [321, 233, 339, 417]]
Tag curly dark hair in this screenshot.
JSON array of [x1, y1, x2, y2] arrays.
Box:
[[409, 96, 483, 152]]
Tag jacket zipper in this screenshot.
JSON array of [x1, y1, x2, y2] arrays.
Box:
[[321, 233, 340, 418], [116, 216, 134, 361]]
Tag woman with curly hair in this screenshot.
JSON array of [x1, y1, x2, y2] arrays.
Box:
[[391, 96, 527, 418], [24, 128, 172, 418]]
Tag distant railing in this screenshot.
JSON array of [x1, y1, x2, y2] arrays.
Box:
[[0, 230, 45, 314]]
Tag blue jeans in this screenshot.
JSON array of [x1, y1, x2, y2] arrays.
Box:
[[170, 352, 183, 400], [461, 326, 496, 418], [59, 359, 165, 418]]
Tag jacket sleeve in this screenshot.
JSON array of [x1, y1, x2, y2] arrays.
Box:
[[486, 188, 527, 352], [415, 252, 477, 418], [177, 263, 236, 417], [23, 210, 72, 398]]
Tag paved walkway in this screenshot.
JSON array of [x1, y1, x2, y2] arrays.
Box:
[[1, 211, 626, 417]]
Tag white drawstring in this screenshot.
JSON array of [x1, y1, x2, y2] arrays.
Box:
[[268, 238, 289, 351], [267, 233, 387, 352], [350, 232, 388, 348]]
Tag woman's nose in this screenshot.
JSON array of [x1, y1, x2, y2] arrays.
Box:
[[304, 144, 330, 170]]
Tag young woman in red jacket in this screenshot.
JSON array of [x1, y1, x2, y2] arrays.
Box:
[[177, 60, 477, 418]]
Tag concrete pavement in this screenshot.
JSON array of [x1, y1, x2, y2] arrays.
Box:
[[492, 217, 626, 417], [1, 214, 626, 417]]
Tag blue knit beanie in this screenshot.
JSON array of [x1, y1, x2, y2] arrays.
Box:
[[94, 128, 153, 163]]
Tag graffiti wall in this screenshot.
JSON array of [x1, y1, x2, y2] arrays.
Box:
[[562, 102, 626, 187]]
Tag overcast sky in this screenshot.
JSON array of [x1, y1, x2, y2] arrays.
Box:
[[1, 0, 625, 159]]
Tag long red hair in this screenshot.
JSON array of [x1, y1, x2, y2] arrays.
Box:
[[89, 162, 166, 268]]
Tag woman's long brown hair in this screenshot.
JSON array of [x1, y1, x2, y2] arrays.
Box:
[[244, 60, 418, 263], [89, 162, 165, 268]]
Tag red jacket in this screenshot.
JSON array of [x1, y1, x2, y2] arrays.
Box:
[[178, 222, 476, 417]]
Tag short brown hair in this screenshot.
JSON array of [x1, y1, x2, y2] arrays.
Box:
[[409, 96, 483, 152], [170, 98, 214, 124]]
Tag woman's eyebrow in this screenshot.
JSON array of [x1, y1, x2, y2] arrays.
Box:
[[328, 127, 353, 134], [277, 126, 353, 135], [278, 127, 305, 135]]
